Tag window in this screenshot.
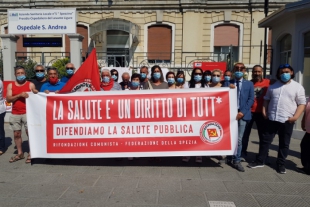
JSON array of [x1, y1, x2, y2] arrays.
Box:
[[214, 24, 239, 63], [147, 25, 172, 63], [303, 32, 310, 96], [279, 34, 292, 64]]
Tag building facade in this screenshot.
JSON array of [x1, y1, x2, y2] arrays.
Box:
[[0, 0, 298, 72]]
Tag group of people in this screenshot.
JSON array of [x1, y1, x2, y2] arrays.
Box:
[[0, 62, 309, 175]]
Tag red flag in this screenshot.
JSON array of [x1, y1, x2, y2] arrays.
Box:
[[59, 48, 101, 93]]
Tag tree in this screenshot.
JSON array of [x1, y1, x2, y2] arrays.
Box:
[[51, 57, 70, 79]]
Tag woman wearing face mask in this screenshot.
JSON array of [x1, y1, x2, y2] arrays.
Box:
[[184, 68, 205, 89], [166, 72, 176, 89], [149, 65, 168, 89], [110, 69, 119, 82], [101, 69, 121, 91], [175, 70, 185, 89], [209, 69, 223, 87], [129, 73, 141, 90], [203, 70, 212, 88]]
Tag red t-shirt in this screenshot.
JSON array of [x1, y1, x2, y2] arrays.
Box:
[[12, 81, 31, 115], [251, 79, 270, 113]]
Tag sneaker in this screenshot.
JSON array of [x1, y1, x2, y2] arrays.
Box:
[[233, 162, 245, 172], [247, 161, 264, 168], [277, 165, 286, 174], [240, 157, 246, 162]]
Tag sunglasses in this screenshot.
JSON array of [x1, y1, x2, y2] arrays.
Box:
[[212, 75, 221, 77], [194, 73, 202, 76], [35, 70, 45, 72], [279, 64, 291, 69], [234, 66, 245, 70], [66, 67, 74, 70]]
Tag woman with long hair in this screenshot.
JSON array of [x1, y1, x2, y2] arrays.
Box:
[[175, 70, 186, 89], [184, 68, 205, 89], [149, 65, 168, 89], [166, 72, 176, 89]]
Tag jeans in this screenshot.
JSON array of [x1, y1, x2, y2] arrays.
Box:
[[0, 112, 6, 151], [232, 119, 248, 163], [300, 132, 310, 169], [242, 112, 266, 155], [256, 119, 294, 165]]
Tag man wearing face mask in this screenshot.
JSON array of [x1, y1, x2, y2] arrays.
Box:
[[241, 65, 271, 161], [30, 64, 47, 91], [40, 68, 65, 93], [119, 72, 131, 90], [226, 62, 254, 172], [248, 64, 306, 174], [60, 63, 75, 83], [7, 66, 37, 163], [100, 69, 121, 91], [139, 66, 150, 89]]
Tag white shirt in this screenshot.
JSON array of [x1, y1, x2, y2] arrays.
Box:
[[264, 80, 306, 123], [0, 80, 6, 114]]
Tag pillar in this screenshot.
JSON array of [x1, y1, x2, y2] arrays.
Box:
[[0, 35, 18, 80], [67, 34, 84, 70]]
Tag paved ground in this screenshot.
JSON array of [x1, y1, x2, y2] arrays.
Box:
[[0, 123, 310, 207]]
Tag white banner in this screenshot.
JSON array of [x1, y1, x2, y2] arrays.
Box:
[[26, 89, 238, 158], [8, 9, 76, 34]]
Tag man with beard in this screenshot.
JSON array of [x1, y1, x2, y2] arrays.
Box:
[[60, 63, 75, 83], [7, 66, 37, 163], [30, 64, 47, 91], [241, 65, 272, 161]]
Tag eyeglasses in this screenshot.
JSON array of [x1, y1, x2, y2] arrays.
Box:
[[35, 70, 45, 72], [279, 64, 291, 69], [66, 67, 74, 70], [212, 75, 221, 77], [194, 73, 202, 76]]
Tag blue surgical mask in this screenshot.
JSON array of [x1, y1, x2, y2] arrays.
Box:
[[212, 76, 220, 83], [153, 72, 161, 80], [224, 76, 231, 81], [131, 81, 140, 88], [102, 76, 110, 83], [167, 78, 175, 84], [280, 73, 291, 82], [67, 69, 74, 75], [177, 78, 184, 83], [204, 76, 211, 82], [112, 75, 117, 81], [140, 73, 147, 79], [194, 75, 202, 82], [17, 75, 26, 81], [234, 71, 244, 79], [36, 72, 45, 78]]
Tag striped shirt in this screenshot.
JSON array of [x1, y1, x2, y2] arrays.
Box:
[[264, 80, 306, 123]]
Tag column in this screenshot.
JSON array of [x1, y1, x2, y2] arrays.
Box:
[[0, 35, 18, 80], [67, 34, 84, 70]]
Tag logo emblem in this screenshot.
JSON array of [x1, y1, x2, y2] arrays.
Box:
[[200, 121, 223, 144], [71, 80, 97, 92]]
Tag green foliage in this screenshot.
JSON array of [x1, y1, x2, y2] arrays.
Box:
[[15, 59, 37, 80], [51, 57, 70, 79]]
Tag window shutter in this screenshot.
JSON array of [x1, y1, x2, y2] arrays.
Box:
[[148, 25, 172, 60]]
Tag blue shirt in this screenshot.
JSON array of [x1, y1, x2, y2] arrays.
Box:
[[60, 76, 70, 83], [40, 81, 65, 92]]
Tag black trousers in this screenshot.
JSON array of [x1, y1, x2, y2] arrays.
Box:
[[242, 112, 266, 155], [300, 132, 310, 169], [256, 119, 294, 165]]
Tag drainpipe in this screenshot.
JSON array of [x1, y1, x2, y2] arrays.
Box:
[[263, 0, 269, 78], [249, 0, 253, 66]]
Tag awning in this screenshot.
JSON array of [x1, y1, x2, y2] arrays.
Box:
[[89, 18, 140, 43]]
